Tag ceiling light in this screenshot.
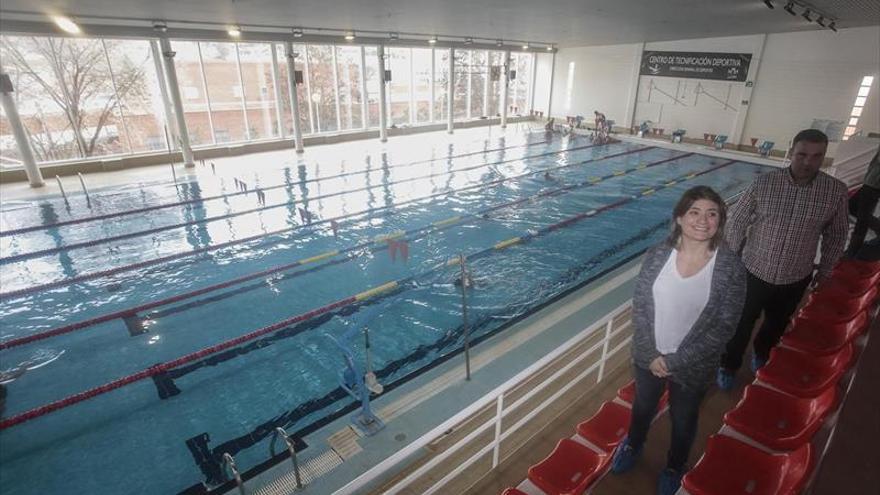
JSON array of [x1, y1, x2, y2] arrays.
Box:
[[816, 16, 826, 27], [763, 0, 774, 9], [389, 32, 399, 41], [228, 25, 241, 37], [464, 37, 473, 45], [52, 15, 81, 34], [344, 31, 355, 41], [828, 20, 837, 32], [428, 36, 437, 44], [522, 43, 530, 50], [292, 28, 303, 38], [496, 40, 503, 47], [152, 20, 168, 32], [546, 45, 554, 51], [801, 9, 812, 21]]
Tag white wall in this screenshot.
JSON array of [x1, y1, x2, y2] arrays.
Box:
[[532, 52, 555, 115], [550, 25, 880, 157], [744, 26, 880, 154], [547, 43, 642, 126]]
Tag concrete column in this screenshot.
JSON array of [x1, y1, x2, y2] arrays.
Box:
[[377, 44, 388, 142], [546, 51, 557, 118], [158, 37, 195, 167], [500, 51, 511, 128], [0, 73, 44, 187], [625, 42, 645, 130], [270, 43, 286, 138], [731, 34, 767, 147], [284, 41, 305, 153], [447, 48, 455, 134]]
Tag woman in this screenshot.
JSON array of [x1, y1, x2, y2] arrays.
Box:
[[610, 186, 747, 495]]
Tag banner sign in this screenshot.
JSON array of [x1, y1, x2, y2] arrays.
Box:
[[640, 51, 752, 82]]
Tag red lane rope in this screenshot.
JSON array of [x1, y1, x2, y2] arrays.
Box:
[[0, 143, 636, 301], [0, 138, 554, 237]]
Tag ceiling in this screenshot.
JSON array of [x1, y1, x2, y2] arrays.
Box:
[[1, 0, 878, 47]]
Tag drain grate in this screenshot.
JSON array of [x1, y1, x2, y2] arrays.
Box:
[[253, 449, 344, 494]]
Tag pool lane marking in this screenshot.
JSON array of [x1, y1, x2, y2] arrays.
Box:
[[0, 149, 689, 350], [0, 160, 738, 430], [1, 137, 563, 237], [1, 141, 614, 265], [0, 145, 653, 301]]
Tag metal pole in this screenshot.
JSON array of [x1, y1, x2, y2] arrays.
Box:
[[0, 72, 44, 187], [429, 47, 435, 123], [546, 51, 556, 118], [284, 41, 305, 153], [500, 51, 511, 129], [377, 44, 388, 142], [234, 43, 252, 141], [459, 253, 471, 381], [359, 46, 368, 130], [447, 48, 455, 134], [159, 37, 196, 167], [150, 40, 177, 149], [331, 45, 342, 131], [196, 42, 217, 144], [269, 43, 286, 138], [101, 39, 134, 154]]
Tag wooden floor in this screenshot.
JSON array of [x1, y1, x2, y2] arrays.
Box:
[[463, 361, 758, 495]]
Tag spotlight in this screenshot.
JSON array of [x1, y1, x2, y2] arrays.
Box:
[[783, 1, 796, 15], [344, 31, 355, 41], [828, 20, 837, 32], [389, 32, 399, 41], [464, 37, 473, 45], [763, 0, 774, 9], [522, 43, 530, 50], [802, 9, 812, 22], [292, 28, 303, 38], [428, 36, 438, 44], [816, 16, 826, 27], [496, 40, 503, 47], [546, 45, 554, 51], [152, 20, 168, 32], [52, 15, 81, 34], [228, 25, 242, 37]]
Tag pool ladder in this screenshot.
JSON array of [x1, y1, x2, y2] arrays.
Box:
[[222, 453, 246, 495], [271, 427, 304, 490]]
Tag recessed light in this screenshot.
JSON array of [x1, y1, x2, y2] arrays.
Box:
[[522, 43, 530, 50], [464, 37, 473, 45], [496, 40, 503, 47], [292, 28, 303, 38], [345, 31, 355, 41], [428, 36, 438, 44], [52, 15, 81, 34], [228, 25, 242, 37]]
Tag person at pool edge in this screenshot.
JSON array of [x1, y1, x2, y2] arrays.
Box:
[[717, 129, 848, 390], [611, 186, 747, 495]]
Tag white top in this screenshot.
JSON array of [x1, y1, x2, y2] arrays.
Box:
[[652, 248, 716, 354]]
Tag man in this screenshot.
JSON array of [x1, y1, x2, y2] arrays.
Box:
[[845, 147, 880, 258], [717, 129, 848, 390]]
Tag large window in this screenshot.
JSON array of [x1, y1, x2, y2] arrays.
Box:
[[433, 49, 450, 123], [336, 46, 365, 130], [306, 45, 338, 133], [387, 48, 412, 126], [469, 50, 488, 119], [237, 43, 280, 140], [275, 43, 312, 136], [453, 50, 469, 120], [412, 48, 433, 124], [200, 42, 248, 143], [170, 41, 213, 146], [510, 52, 534, 116], [486, 51, 504, 117], [364, 47, 382, 128]]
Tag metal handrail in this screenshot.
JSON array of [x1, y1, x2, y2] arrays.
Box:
[[222, 452, 247, 495], [270, 427, 303, 490], [333, 299, 634, 495]]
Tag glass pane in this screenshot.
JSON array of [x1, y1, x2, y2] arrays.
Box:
[[851, 106, 863, 117], [470, 50, 487, 118], [238, 43, 280, 140], [858, 86, 870, 97], [453, 50, 469, 120], [862, 76, 875, 86], [387, 47, 412, 126], [105, 39, 170, 153], [336, 46, 364, 130], [364, 47, 381, 128], [306, 45, 338, 133], [170, 41, 212, 146], [486, 51, 504, 117], [849, 117, 859, 126], [412, 48, 432, 124], [854, 96, 867, 107], [0, 36, 125, 162], [200, 42, 248, 143], [433, 49, 450, 123]]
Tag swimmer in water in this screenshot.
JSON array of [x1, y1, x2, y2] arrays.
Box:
[[454, 270, 475, 289]]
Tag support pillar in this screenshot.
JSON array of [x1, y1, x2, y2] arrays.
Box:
[[158, 37, 195, 167], [377, 44, 388, 143], [500, 51, 511, 129], [0, 72, 43, 187], [284, 41, 305, 153], [447, 47, 455, 134]]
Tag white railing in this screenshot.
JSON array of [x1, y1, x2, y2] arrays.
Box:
[[334, 300, 634, 495]]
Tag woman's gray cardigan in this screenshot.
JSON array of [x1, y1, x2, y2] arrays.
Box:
[[631, 242, 747, 390]]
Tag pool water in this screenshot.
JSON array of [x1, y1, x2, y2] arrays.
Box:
[[0, 132, 770, 494]]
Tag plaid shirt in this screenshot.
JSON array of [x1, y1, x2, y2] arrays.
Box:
[[725, 168, 848, 285]]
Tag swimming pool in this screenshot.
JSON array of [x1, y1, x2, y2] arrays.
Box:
[[0, 131, 770, 494]]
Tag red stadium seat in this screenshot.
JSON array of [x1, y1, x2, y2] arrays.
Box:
[[616, 380, 669, 410], [682, 434, 813, 495], [527, 438, 610, 495], [813, 275, 879, 301], [781, 310, 868, 355], [832, 259, 880, 280], [723, 384, 838, 451], [576, 401, 631, 452], [756, 344, 853, 397], [798, 292, 873, 323], [500, 488, 528, 495]]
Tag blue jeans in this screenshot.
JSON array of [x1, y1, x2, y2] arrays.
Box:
[[627, 365, 707, 471]]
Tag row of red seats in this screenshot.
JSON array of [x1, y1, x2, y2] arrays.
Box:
[[501, 382, 668, 495], [682, 259, 880, 495]]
